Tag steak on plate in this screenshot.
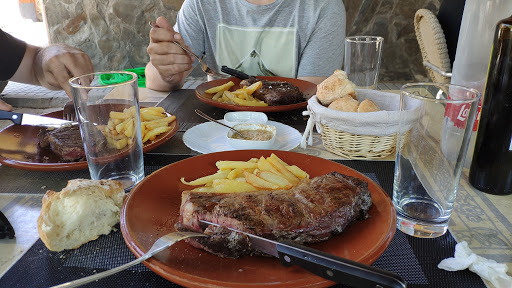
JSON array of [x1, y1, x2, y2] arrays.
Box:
[[176, 171, 372, 258], [240, 76, 305, 106], [38, 124, 106, 162]]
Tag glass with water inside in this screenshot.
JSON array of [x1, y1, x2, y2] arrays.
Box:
[[69, 71, 145, 190], [393, 83, 480, 238]]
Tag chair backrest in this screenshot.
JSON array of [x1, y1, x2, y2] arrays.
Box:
[[414, 9, 451, 83]]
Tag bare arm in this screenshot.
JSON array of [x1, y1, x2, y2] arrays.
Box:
[[146, 16, 194, 92], [10, 43, 94, 97], [9, 44, 40, 86]]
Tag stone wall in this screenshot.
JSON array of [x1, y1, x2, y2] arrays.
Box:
[[43, 0, 442, 82]]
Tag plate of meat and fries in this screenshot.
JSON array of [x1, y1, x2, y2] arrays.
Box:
[[0, 106, 178, 171], [195, 76, 317, 112], [121, 150, 397, 288]]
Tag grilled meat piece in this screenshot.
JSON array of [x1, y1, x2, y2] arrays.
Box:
[[177, 172, 372, 258], [240, 76, 304, 106], [38, 124, 106, 162]]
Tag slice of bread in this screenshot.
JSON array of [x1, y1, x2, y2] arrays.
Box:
[[328, 95, 360, 112], [37, 179, 125, 251], [317, 70, 357, 106]]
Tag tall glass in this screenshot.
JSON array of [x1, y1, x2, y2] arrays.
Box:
[[344, 36, 383, 89], [69, 71, 144, 190], [393, 83, 480, 238]]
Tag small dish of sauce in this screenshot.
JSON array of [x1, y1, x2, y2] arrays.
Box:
[[226, 123, 276, 149], [230, 129, 274, 141]]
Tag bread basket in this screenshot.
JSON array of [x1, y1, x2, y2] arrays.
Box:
[[302, 89, 417, 160]]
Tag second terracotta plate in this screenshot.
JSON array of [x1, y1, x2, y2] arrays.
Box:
[[0, 110, 178, 171], [195, 76, 317, 112], [121, 150, 396, 288]]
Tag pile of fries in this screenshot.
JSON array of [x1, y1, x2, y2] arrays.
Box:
[[181, 153, 309, 193], [205, 81, 268, 107], [101, 106, 175, 150]]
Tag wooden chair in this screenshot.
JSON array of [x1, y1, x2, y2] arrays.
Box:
[[414, 9, 452, 83]]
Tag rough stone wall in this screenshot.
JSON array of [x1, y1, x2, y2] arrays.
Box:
[[44, 0, 442, 82], [44, 0, 182, 73]]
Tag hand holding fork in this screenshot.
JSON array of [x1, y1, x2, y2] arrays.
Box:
[[148, 18, 227, 79]]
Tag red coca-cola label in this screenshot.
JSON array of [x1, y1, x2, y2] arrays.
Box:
[[445, 103, 471, 129], [473, 102, 482, 131], [445, 99, 482, 131]]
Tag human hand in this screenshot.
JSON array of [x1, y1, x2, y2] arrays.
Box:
[[0, 99, 13, 111], [147, 16, 195, 85], [35, 44, 94, 97]]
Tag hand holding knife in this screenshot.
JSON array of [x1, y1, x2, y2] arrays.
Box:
[[200, 220, 406, 288]]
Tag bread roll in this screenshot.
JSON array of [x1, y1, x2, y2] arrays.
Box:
[[358, 99, 380, 112], [328, 96, 360, 112], [37, 179, 125, 251], [317, 70, 357, 106]]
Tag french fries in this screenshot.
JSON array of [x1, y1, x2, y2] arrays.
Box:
[[180, 153, 309, 193], [102, 106, 176, 150], [204, 80, 268, 107]]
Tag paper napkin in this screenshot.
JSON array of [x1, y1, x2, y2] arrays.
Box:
[[438, 241, 512, 288]]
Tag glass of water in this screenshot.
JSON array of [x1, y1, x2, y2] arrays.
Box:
[[393, 83, 480, 238], [344, 36, 383, 90], [69, 71, 145, 190]]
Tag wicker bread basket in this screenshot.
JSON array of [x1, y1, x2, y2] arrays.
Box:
[[320, 125, 397, 159], [302, 89, 417, 160]]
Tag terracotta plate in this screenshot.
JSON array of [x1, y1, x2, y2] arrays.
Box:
[[195, 76, 317, 112], [0, 110, 178, 171], [121, 150, 396, 288]]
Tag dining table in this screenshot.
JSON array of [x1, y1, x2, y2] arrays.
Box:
[[0, 80, 510, 288]]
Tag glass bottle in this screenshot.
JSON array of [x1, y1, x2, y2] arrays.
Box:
[[469, 14, 512, 195]]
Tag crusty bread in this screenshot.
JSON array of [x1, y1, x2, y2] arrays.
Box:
[[328, 96, 360, 112], [37, 179, 125, 251], [317, 70, 357, 106], [357, 99, 380, 112]]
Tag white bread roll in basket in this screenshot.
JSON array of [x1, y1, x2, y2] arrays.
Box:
[[301, 88, 419, 159]]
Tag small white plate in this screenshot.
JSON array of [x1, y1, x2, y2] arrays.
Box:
[[183, 120, 302, 154]]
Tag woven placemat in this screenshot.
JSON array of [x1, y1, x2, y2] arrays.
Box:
[[0, 158, 485, 287], [0, 155, 191, 195]]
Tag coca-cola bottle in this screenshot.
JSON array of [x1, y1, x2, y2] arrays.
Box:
[[469, 14, 512, 195]]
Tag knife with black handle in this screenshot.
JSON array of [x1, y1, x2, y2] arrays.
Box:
[[200, 220, 406, 288], [221, 66, 251, 80], [277, 240, 406, 288], [0, 110, 74, 127]]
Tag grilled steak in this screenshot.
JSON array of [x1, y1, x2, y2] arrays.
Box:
[[240, 76, 304, 106], [176, 171, 372, 258], [38, 124, 106, 162]]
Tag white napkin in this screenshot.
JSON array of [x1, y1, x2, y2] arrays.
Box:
[[438, 241, 512, 288]]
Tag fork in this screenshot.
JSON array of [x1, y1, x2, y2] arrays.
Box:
[[51, 231, 206, 288], [149, 21, 228, 79], [62, 100, 76, 122]]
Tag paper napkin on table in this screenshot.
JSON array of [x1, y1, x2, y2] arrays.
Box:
[[438, 241, 512, 288]]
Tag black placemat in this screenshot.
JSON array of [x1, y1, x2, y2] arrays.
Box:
[[0, 154, 191, 195], [0, 156, 485, 287]]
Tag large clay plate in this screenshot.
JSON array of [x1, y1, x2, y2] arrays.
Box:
[[0, 110, 178, 171], [121, 150, 396, 288], [195, 76, 317, 112]]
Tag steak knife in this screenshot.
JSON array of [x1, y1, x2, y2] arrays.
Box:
[[200, 220, 407, 288], [0, 110, 75, 127]]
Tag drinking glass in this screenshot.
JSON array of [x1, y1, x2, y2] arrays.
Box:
[[69, 71, 144, 190], [344, 36, 383, 89], [393, 83, 480, 238]]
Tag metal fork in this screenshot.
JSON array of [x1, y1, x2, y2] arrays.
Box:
[[149, 21, 228, 79], [62, 101, 76, 122], [51, 231, 206, 288]]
